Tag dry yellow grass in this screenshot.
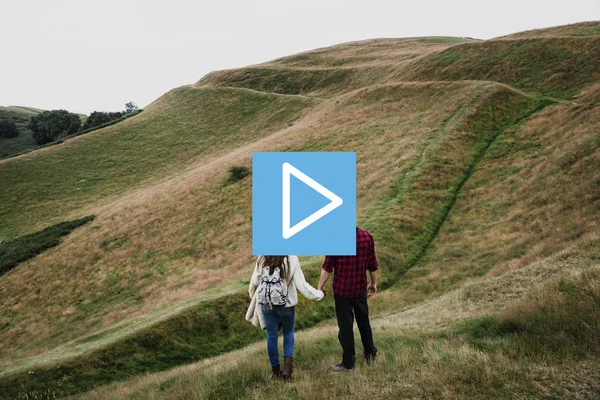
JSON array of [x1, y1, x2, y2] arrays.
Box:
[[197, 37, 474, 97], [1, 23, 599, 398], [68, 243, 600, 400], [264, 37, 473, 69], [0, 80, 497, 363], [398, 91, 600, 303]]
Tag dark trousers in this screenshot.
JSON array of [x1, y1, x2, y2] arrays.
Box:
[[334, 294, 377, 368]]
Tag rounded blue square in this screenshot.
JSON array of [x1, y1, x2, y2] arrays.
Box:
[[252, 152, 356, 256]]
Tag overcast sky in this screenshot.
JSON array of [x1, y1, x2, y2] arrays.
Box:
[[1, 0, 598, 114]]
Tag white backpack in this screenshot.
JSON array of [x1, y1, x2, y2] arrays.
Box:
[[257, 266, 288, 310]]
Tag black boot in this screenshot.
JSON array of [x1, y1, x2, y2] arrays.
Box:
[[271, 365, 281, 380], [281, 357, 293, 380], [364, 351, 377, 366]]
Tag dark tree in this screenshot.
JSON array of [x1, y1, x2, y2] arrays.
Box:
[[124, 102, 139, 113], [82, 111, 125, 130], [28, 110, 81, 145], [0, 120, 19, 138]]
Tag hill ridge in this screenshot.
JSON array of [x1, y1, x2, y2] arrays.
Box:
[[1, 22, 599, 399]]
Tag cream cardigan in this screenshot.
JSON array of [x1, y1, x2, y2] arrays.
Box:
[[245, 256, 324, 329]]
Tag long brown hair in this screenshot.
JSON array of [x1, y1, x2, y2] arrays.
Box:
[[259, 255, 289, 282]]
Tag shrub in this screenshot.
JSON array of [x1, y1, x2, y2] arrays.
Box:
[[28, 110, 82, 145], [225, 166, 251, 185], [82, 111, 125, 130], [0, 215, 95, 276]]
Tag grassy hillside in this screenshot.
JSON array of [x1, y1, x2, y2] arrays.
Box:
[[0, 22, 599, 399], [0, 88, 317, 240], [0, 81, 495, 363], [401, 36, 600, 99], [68, 242, 600, 400], [198, 37, 475, 96], [500, 21, 600, 39], [0, 106, 43, 159], [399, 90, 600, 303]]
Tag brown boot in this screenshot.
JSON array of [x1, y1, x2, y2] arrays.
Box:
[[271, 365, 281, 380], [281, 357, 293, 380]]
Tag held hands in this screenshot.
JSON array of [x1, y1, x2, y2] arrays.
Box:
[[318, 285, 327, 297], [367, 283, 377, 296]]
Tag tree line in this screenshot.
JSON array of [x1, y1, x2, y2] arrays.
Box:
[[0, 102, 139, 144]]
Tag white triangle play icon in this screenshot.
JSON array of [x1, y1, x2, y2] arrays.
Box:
[[282, 162, 343, 239]]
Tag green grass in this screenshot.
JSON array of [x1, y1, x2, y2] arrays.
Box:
[[270, 53, 371, 68], [0, 87, 317, 240], [0, 216, 94, 277], [0, 283, 337, 399], [455, 267, 600, 360], [432, 51, 461, 66], [365, 85, 552, 289], [69, 263, 600, 400], [402, 93, 600, 301], [201, 67, 361, 96], [2, 23, 600, 400], [1, 81, 501, 364], [2, 110, 145, 162], [405, 36, 600, 99], [395, 96, 551, 276], [0, 294, 262, 398], [265, 36, 474, 69], [2, 83, 555, 399]]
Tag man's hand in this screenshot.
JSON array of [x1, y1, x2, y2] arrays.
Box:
[[318, 269, 331, 296], [368, 270, 377, 296], [367, 283, 377, 296]]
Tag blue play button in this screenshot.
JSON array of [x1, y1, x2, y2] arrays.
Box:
[[252, 152, 356, 256], [290, 169, 334, 229]]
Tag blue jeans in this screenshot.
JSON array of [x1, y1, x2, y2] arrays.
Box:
[[262, 305, 295, 367]]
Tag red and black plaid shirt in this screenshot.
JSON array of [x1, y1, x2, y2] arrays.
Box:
[[322, 227, 379, 298]]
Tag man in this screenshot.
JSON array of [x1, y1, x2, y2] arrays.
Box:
[[318, 226, 378, 372]]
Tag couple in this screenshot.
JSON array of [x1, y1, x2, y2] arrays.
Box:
[[246, 226, 379, 380]]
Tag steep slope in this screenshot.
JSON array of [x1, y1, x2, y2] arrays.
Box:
[[266, 37, 475, 69], [1, 80, 510, 363], [1, 23, 599, 398], [399, 89, 600, 302], [198, 37, 474, 96], [0, 83, 565, 397], [400, 36, 600, 99], [0, 88, 317, 240]]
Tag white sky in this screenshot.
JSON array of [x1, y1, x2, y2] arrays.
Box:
[[1, 0, 598, 114]]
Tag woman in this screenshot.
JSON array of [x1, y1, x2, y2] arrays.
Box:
[[247, 255, 324, 380]]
